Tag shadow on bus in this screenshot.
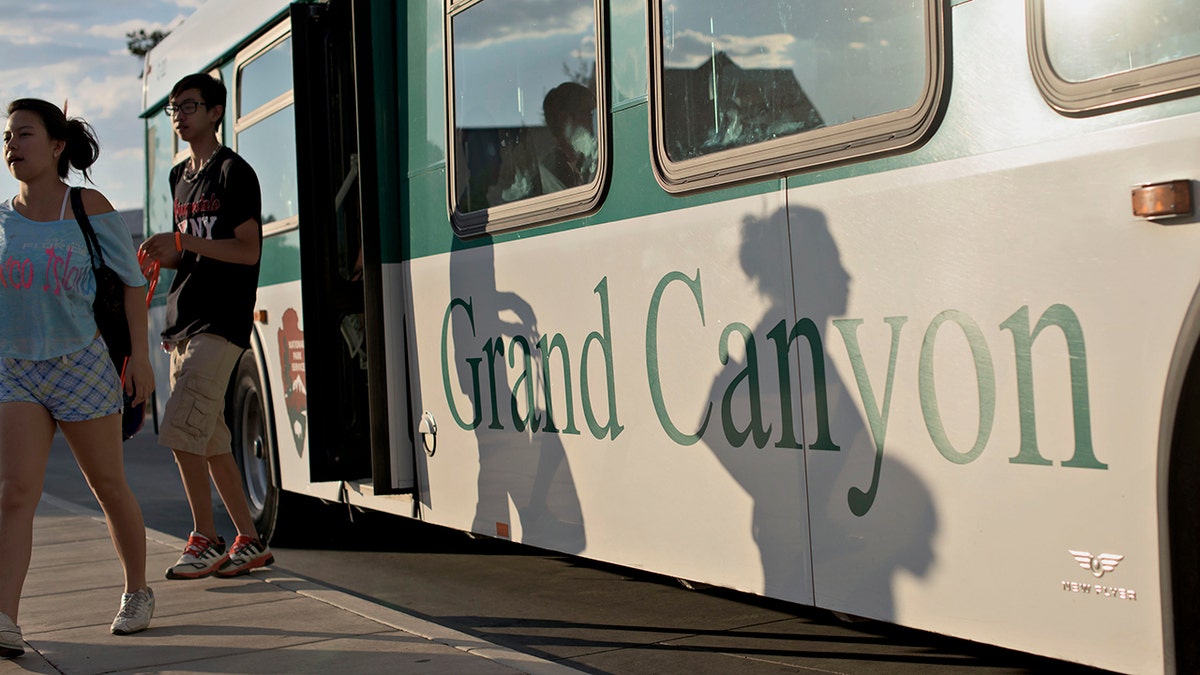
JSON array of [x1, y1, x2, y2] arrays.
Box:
[[427, 232, 588, 556], [699, 207, 938, 622]]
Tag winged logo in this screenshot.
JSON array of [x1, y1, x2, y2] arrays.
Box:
[[1069, 550, 1124, 578]]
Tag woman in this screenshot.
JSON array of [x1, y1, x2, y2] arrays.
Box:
[[0, 98, 155, 657]]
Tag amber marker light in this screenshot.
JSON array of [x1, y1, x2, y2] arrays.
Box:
[[1132, 180, 1193, 220], [254, 309, 269, 324]]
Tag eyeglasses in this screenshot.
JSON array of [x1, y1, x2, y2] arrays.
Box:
[[164, 101, 208, 116]]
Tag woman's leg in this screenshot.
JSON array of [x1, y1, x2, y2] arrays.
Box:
[[0, 402, 56, 623], [60, 415, 147, 594]]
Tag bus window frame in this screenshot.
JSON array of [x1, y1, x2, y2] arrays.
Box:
[[233, 21, 298, 238], [444, 0, 610, 237], [648, 0, 945, 194], [1026, 0, 1200, 116]]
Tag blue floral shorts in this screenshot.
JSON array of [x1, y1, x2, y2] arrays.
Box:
[[0, 336, 121, 421]]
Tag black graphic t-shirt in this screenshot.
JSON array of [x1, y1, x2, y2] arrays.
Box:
[[163, 147, 262, 348]]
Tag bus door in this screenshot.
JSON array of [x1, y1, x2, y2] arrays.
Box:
[[290, 0, 414, 493]]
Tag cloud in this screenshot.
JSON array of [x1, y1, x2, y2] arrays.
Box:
[[68, 72, 146, 120], [0, 56, 139, 120], [664, 29, 797, 70], [0, 29, 52, 47], [0, 0, 192, 211], [454, 1, 594, 50], [87, 16, 187, 41]]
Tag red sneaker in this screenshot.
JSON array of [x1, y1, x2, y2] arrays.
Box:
[[165, 531, 228, 580], [215, 535, 274, 577]]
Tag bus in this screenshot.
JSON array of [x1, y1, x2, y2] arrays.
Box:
[[141, 1, 1200, 672]]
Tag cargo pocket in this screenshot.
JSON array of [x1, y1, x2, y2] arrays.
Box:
[[181, 375, 222, 437], [162, 374, 224, 453]]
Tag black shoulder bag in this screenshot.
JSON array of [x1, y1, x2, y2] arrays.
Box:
[[70, 187, 131, 368], [70, 187, 144, 439]]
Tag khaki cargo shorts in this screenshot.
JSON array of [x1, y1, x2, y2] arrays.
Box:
[[159, 333, 244, 457]]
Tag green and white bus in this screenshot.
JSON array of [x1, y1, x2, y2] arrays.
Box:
[[142, 1, 1200, 671]]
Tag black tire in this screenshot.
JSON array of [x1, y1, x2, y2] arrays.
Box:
[[228, 351, 290, 544]]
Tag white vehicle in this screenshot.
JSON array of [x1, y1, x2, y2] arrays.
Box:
[[142, 1, 1200, 672]]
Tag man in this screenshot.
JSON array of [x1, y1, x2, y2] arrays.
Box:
[[139, 73, 273, 579], [539, 81, 597, 193]]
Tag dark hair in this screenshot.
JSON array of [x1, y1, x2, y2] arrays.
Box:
[[6, 98, 101, 181], [543, 82, 594, 132], [169, 73, 227, 112]]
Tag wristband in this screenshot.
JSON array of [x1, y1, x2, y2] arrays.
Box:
[[175, 231, 183, 252]]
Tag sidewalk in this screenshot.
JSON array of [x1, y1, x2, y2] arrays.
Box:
[[3, 494, 581, 675]]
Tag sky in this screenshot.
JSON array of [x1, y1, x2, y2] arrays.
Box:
[[0, 0, 201, 211]]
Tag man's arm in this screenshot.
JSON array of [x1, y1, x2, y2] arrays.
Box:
[[139, 218, 261, 268], [139, 233, 183, 269], [177, 218, 261, 265]]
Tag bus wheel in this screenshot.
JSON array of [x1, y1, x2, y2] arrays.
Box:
[[230, 352, 287, 544]]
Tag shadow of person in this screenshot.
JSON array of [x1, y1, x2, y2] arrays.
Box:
[[787, 207, 938, 620], [816, 455, 937, 621], [702, 207, 937, 619], [442, 237, 587, 553]]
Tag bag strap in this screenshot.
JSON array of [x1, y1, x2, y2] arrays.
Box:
[[69, 186, 105, 269]]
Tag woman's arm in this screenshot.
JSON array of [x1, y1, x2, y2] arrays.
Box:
[[122, 283, 155, 405]]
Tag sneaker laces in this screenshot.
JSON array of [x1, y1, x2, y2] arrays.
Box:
[[117, 591, 149, 619], [182, 534, 211, 558], [229, 536, 258, 557], [0, 612, 18, 635]]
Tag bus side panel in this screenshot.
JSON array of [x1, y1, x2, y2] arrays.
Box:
[[801, 125, 1200, 672], [795, 9, 1200, 663], [406, 191, 820, 604], [252, 279, 342, 504]]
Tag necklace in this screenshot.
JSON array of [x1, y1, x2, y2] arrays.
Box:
[[182, 145, 222, 183]]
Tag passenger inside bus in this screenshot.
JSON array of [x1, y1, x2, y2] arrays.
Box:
[[537, 81, 597, 193], [484, 81, 598, 207]]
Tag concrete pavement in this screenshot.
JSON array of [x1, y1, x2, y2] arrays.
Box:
[[2, 493, 581, 675]]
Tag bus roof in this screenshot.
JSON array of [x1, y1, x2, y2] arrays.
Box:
[[141, 0, 292, 114]]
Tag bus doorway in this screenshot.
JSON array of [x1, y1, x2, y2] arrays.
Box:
[[291, 0, 410, 493]]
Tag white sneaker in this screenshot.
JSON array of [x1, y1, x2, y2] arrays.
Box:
[[110, 587, 154, 635], [215, 535, 274, 578], [165, 531, 228, 579], [0, 612, 22, 658]]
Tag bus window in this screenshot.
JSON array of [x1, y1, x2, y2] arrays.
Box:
[[235, 29, 299, 233], [649, 0, 943, 192], [611, 0, 648, 106], [236, 108, 299, 229], [1029, 0, 1200, 114], [239, 36, 294, 113], [447, 0, 608, 235], [1043, 1, 1200, 82], [146, 113, 176, 237]]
